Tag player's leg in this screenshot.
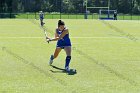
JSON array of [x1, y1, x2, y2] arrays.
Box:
[[54, 47, 62, 59], [64, 46, 71, 71], [49, 47, 62, 65], [42, 19, 45, 25], [40, 19, 43, 26], [40, 17, 45, 25], [40, 19, 42, 25]]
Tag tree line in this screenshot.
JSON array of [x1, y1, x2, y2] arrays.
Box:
[[0, 0, 139, 14]]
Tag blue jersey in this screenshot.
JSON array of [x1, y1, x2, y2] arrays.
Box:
[[56, 28, 71, 48], [39, 13, 44, 19]]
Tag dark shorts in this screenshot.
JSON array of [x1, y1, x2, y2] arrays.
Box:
[[40, 18, 43, 21], [56, 40, 71, 49]]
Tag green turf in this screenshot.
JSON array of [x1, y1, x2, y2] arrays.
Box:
[[0, 19, 140, 93]]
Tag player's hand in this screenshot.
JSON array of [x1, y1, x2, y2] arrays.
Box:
[[46, 39, 50, 43], [47, 38, 52, 43], [45, 37, 50, 43]]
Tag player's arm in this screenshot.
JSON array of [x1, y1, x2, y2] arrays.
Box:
[[48, 29, 68, 42], [55, 29, 59, 38]]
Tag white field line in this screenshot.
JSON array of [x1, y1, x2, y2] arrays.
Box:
[[71, 36, 139, 39], [0, 37, 43, 39], [0, 36, 127, 39]]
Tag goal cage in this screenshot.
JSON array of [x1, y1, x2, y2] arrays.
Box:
[[84, 0, 116, 20], [99, 9, 117, 20]]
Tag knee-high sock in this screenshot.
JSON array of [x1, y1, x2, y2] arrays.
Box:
[[65, 56, 71, 68]]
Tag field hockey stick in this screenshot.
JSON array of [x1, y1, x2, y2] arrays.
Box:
[[42, 27, 50, 43]]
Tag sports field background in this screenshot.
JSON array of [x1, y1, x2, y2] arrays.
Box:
[[0, 19, 140, 93], [0, 13, 140, 20]]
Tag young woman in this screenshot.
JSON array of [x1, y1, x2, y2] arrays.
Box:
[[47, 20, 72, 72], [39, 11, 45, 26]]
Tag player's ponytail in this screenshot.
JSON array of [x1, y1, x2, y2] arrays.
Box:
[[58, 20, 65, 27]]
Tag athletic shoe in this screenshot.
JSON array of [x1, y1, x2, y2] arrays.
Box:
[[65, 66, 70, 73]]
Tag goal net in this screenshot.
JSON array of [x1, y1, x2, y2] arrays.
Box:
[[99, 9, 117, 20]]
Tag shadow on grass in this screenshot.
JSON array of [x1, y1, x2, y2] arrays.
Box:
[[50, 65, 77, 75]]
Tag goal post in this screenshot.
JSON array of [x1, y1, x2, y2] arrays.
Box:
[[84, 0, 111, 19]]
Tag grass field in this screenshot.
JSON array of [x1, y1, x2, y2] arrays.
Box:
[[0, 19, 140, 93]]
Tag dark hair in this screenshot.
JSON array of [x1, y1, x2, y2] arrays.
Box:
[[58, 20, 65, 27]]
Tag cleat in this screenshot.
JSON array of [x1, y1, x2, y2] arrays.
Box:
[[65, 67, 77, 75], [65, 66, 70, 73]]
